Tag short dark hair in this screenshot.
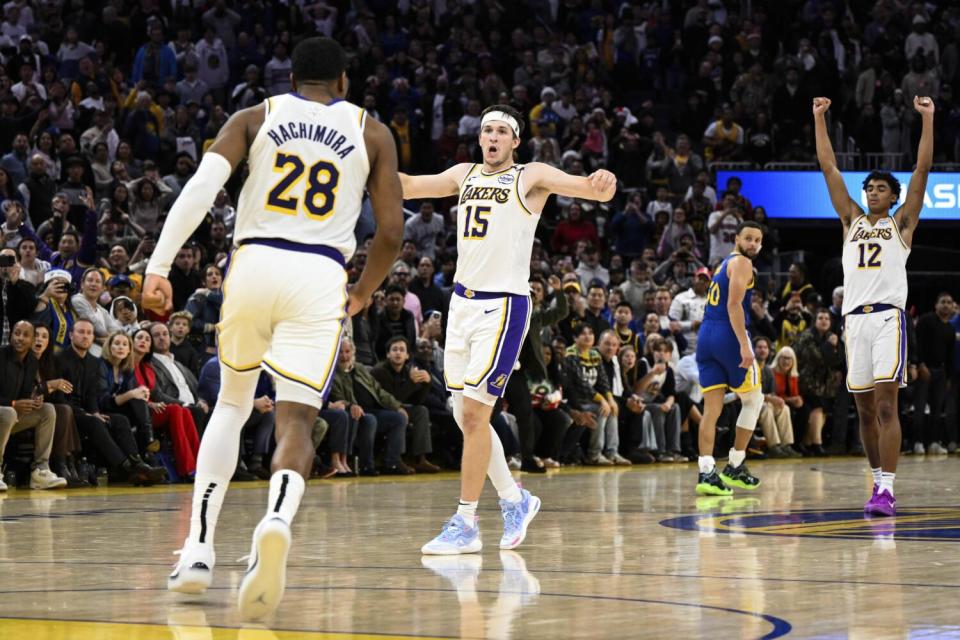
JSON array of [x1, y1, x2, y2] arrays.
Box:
[[862, 170, 901, 202], [615, 301, 634, 312], [736, 220, 764, 235], [936, 291, 954, 303], [385, 335, 410, 352], [291, 37, 346, 83], [574, 323, 594, 337], [384, 284, 405, 297], [480, 104, 525, 138]]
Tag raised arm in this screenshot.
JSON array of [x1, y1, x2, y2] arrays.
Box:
[[141, 105, 260, 312], [348, 117, 404, 315], [894, 96, 935, 246], [726, 256, 755, 370], [813, 97, 861, 230], [398, 163, 472, 200]]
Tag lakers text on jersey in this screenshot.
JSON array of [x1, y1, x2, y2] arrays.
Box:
[[840, 215, 910, 392], [444, 164, 539, 405], [696, 253, 760, 393], [219, 94, 369, 403]]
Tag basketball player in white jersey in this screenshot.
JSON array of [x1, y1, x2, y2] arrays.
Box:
[[399, 104, 616, 554], [813, 95, 934, 516], [142, 38, 403, 619]]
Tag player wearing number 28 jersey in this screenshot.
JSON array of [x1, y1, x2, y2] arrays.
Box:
[[814, 94, 934, 517], [142, 38, 404, 621], [399, 104, 616, 555]]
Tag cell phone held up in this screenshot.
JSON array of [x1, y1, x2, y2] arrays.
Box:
[[0, 254, 15, 268]]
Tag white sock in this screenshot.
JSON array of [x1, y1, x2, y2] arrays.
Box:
[[728, 448, 746, 468], [879, 472, 895, 496], [457, 500, 478, 522], [266, 470, 305, 526], [487, 423, 520, 500], [871, 467, 882, 486], [698, 455, 716, 474], [188, 474, 228, 546]]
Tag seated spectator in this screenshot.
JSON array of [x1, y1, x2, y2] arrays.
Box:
[[609, 193, 653, 261], [167, 310, 202, 376], [638, 336, 683, 462], [793, 309, 841, 456], [99, 244, 143, 301], [32, 269, 76, 351], [754, 336, 799, 458], [184, 264, 223, 361], [404, 201, 445, 261], [0, 320, 66, 490], [619, 258, 654, 314], [169, 246, 203, 312], [618, 345, 656, 463], [562, 324, 616, 465], [32, 323, 87, 486], [389, 261, 423, 329], [651, 286, 687, 359], [375, 284, 417, 360], [771, 345, 805, 443], [329, 337, 413, 476], [71, 267, 122, 356], [57, 319, 165, 485], [97, 331, 158, 455], [597, 330, 632, 465], [147, 322, 209, 431], [371, 336, 439, 473], [748, 289, 777, 342], [197, 355, 276, 480]]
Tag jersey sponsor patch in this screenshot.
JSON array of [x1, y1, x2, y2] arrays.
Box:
[[497, 174, 515, 185]]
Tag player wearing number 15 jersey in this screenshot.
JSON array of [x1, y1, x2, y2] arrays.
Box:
[[814, 94, 934, 517], [141, 38, 404, 620], [399, 104, 616, 555]]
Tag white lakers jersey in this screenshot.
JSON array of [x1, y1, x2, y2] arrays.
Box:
[[841, 214, 910, 314], [453, 164, 540, 296], [234, 93, 370, 260]]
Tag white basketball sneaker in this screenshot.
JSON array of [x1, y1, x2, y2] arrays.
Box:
[[168, 540, 215, 594], [238, 517, 291, 621]]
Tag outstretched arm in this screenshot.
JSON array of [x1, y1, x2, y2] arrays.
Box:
[[349, 118, 404, 315], [895, 96, 935, 245], [524, 162, 617, 202], [813, 97, 860, 230], [399, 163, 472, 199]]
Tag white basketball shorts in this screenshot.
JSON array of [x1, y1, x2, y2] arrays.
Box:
[[444, 284, 532, 406], [844, 305, 908, 393], [217, 239, 347, 405]]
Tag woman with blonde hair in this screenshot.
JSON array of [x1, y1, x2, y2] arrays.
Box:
[[754, 337, 799, 458], [771, 345, 806, 452]]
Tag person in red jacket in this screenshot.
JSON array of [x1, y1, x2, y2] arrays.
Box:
[[551, 201, 599, 254]]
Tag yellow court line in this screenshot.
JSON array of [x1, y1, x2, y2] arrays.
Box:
[[0, 618, 451, 640]]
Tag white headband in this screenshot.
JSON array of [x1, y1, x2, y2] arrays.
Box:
[[481, 111, 520, 138]]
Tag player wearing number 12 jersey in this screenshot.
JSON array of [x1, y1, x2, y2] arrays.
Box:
[[142, 38, 404, 620], [399, 104, 616, 555], [814, 94, 934, 517]]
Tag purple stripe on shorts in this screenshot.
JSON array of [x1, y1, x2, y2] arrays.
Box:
[[895, 310, 908, 383], [482, 295, 532, 397]]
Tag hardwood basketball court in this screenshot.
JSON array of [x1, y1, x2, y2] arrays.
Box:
[[1, 457, 958, 639]]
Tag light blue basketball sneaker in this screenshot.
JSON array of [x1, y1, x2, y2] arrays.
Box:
[[421, 514, 482, 555], [499, 488, 541, 550]]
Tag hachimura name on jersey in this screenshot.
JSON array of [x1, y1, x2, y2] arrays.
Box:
[[453, 164, 540, 296], [234, 93, 369, 261]]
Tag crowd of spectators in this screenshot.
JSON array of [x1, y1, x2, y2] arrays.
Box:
[[2, 1, 960, 489]]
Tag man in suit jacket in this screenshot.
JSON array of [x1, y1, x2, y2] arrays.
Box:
[[148, 321, 209, 431]]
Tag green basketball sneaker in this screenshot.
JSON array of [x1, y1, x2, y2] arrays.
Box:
[[719, 462, 761, 490], [696, 469, 733, 496]]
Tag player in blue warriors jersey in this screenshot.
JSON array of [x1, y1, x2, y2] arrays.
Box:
[[695, 220, 764, 495]]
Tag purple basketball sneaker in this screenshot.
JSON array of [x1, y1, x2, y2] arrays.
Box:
[[863, 484, 878, 513], [866, 489, 896, 517]]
